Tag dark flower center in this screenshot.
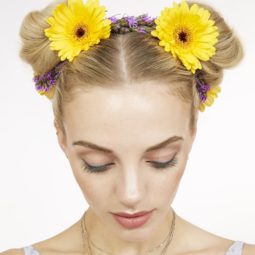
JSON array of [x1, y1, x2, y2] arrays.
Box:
[[178, 31, 188, 42], [76, 27, 86, 38]]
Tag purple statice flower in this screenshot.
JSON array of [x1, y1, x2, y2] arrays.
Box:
[[198, 83, 210, 102], [137, 27, 146, 33], [112, 23, 121, 33], [46, 73, 52, 79], [112, 27, 119, 33], [33, 62, 64, 95], [120, 27, 130, 34], [35, 85, 42, 91], [33, 76, 39, 83], [125, 16, 138, 28], [109, 16, 118, 23], [49, 79, 56, 85], [195, 73, 210, 102], [140, 13, 154, 23]]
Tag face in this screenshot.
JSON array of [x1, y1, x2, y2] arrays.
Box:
[[56, 81, 196, 242]]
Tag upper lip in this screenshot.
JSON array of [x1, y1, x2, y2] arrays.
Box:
[[112, 210, 153, 217]]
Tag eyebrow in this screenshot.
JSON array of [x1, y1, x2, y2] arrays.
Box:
[[72, 136, 183, 154]]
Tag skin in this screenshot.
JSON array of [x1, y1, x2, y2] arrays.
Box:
[[58, 82, 195, 254], [3, 81, 255, 255]]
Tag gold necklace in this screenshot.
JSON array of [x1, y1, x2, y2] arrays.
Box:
[[80, 209, 176, 255]]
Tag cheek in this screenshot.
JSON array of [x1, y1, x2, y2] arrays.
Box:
[[68, 154, 110, 207], [79, 178, 104, 207], [68, 148, 188, 209], [157, 167, 185, 203], [154, 153, 187, 205]]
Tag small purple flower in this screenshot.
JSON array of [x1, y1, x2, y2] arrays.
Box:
[[200, 84, 210, 94], [33, 62, 64, 95], [49, 79, 56, 85], [120, 27, 130, 33], [140, 13, 154, 23], [199, 92, 207, 102], [198, 83, 210, 102], [112, 27, 119, 33], [125, 16, 138, 28], [33, 76, 39, 83], [112, 23, 121, 32], [47, 73, 52, 79], [195, 72, 210, 102], [36, 85, 43, 91], [109, 16, 118, 23], [137, 27, 146, 33]]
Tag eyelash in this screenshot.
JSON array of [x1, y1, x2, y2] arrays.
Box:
[[82, 155, 178, 174]]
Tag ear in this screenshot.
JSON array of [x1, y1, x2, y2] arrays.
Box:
[[54, 120, 68, 158]]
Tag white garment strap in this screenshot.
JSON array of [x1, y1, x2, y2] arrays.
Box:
[[23, 246, 40, 255], [225, 241, 244, 255]]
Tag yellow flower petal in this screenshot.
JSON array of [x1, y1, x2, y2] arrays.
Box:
[[45, 0, 111, 62], [151, 0, 219, 72], [199, 85, 221, 111]]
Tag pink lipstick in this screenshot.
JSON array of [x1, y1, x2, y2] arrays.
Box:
[[112, 210, 154, 229]]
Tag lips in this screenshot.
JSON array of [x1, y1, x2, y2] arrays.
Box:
[[114, 211, 152, 217], [111, 210, 154, 229]]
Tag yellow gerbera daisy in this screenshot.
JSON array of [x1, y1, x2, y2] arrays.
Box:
[[151, 0, 219, 73], [45, 0, 112, 62], [199, 85, 221, 112]]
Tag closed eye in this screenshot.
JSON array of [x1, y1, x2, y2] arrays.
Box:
[[147, 155, 178, 169], [82, 154, 178, 173], [82, 161, 114, 173]]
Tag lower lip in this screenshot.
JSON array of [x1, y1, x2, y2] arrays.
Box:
[[112, 210, 153, 229]]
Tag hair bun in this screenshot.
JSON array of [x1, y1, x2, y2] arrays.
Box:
[[193, 1, 244, 87], [19, 3, 61, 74]]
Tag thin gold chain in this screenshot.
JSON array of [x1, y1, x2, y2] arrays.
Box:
[[80, 209, 175, 255]]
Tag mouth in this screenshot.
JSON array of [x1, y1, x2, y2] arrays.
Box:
[[111, 209, 154, 229], [112, 210, 153, 217]]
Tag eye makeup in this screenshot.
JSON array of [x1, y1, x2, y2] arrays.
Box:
[[147, 154, 178, 169], [81, 153, 178, 174], [82, 161, 114, 173]]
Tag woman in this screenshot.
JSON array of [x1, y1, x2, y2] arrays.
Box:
[[2, 0, 255, 254]]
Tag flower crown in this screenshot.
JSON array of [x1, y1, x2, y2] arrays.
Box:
[[33, 0, 220, 112]]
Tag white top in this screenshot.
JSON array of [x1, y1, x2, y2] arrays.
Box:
[[23, 240, 245, 255]]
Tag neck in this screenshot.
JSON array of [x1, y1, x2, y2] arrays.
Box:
[[82, 207, 175, 255]]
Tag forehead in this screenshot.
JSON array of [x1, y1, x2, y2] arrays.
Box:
[[63, 82, 191, 143]]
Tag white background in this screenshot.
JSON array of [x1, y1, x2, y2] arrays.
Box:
[[0, 0, 254, 251]]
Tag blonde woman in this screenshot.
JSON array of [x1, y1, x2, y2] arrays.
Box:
[[2, 0, 255, 254]]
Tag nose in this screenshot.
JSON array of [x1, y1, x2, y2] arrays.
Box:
[[116, 165, 144, 208]]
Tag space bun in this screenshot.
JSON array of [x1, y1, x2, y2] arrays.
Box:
[[189, 1, 243, 87], [19, 0, 244, 132], [19, 2, 65, 74]]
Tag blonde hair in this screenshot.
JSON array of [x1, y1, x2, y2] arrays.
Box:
[[19, 1, 243, 135]]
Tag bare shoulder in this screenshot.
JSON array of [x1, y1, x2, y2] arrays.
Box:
[[0, 247, 83, 255], [174, 214, 245, 255], [1, 218, 83, 255], [1, 249, 23, 255], [243, 243, 255, 255]]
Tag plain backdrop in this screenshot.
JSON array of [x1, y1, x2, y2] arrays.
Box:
[[0, 0, 254, 251]]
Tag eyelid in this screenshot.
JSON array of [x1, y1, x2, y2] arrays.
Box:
[[83, 154, 177, 168], [147, 154, 177, 164], [148, 153, 178, 167], [82, 153, 178, 174], [84, 161, 114, 168]]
